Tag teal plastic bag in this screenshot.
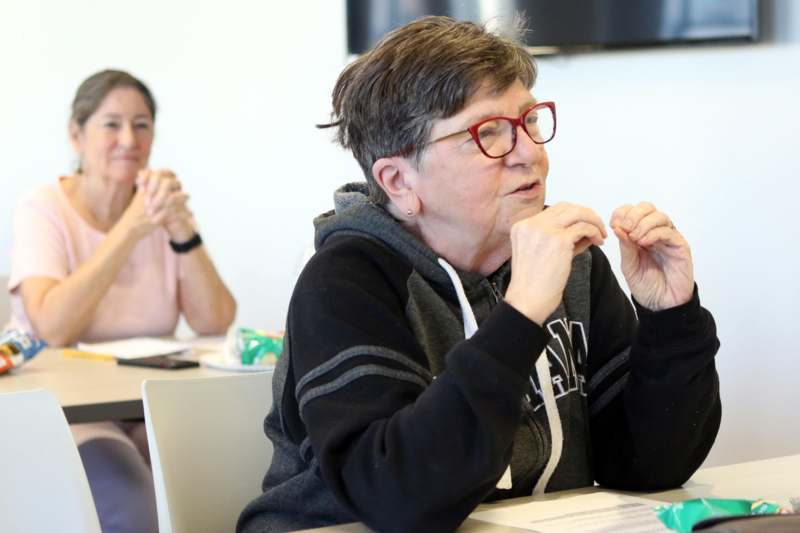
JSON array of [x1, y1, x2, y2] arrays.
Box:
[[655, 498, 785, 532], [235, 327, 283, 365]]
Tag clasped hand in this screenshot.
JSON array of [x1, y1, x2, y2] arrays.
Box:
[[505, 202, 694, 326], [119, 169, 194, 242]]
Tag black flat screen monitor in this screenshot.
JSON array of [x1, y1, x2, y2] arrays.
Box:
[[347, 0, 759, 54]]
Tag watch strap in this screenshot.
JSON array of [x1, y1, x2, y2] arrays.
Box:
[[169, 232, 202, 254]]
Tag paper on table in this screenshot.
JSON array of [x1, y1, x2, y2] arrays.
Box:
[[470, 493, 669, 532], [77, 337, 192, 360]]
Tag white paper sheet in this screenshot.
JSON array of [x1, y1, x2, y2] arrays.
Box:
[[77, 337, 191, 360], [470, 493, 669, 532]]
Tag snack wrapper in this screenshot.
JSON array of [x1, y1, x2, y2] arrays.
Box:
[[226, 327, 283, 366], [0, 330, 47, 375], [655, 498, 788, 532]]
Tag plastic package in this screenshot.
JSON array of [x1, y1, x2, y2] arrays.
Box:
[[226, 327, 283, 366], [655, 498, 788, 533], [0, 330, 47, 375]]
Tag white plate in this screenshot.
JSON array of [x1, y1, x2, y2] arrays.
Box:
[[199, 353, 275, 373]]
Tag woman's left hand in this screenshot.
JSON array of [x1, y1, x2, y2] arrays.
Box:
[[137, 169, 195, 241], [610, 202, 694, 311]]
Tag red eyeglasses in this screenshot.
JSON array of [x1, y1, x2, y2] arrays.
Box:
[[429, 101, 557, 159]]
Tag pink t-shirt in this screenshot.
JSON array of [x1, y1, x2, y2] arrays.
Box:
[[6, 180, 181, 342]]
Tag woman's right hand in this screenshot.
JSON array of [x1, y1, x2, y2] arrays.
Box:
[[116, 169, 190, 241], [504, 203, 606, 326], [115, 185, 160, 240]]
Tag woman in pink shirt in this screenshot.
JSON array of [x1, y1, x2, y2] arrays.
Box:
[[7, 69, 237, 533]]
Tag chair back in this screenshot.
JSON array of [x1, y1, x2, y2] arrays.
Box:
[[142, 371, 274, 533], [0, 389, 101, 533]]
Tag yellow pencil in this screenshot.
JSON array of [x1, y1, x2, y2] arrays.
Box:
[[62, 348, 116, 362]]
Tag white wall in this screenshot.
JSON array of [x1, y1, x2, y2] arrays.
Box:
[[536, 3, 800, 467], [2, 1, 798, 467], [0, 0, 358, 334]]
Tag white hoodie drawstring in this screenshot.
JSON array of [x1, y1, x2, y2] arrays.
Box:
[[438, 258, 478, 338], [437, 258, 564, 494], [531, 349, 564, 495]]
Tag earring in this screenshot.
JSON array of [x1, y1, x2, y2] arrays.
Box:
[[406, 209, 414, 217]]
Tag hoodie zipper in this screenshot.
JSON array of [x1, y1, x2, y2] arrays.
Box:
[[490, 281, 503, 303]]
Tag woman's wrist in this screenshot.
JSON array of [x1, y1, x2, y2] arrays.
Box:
[[111, 216, 148, 247], [166, 220, 195, 242]]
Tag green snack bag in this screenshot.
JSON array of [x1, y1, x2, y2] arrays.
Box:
[[237, 327, 284, 365], [655, 498, 785, 532]]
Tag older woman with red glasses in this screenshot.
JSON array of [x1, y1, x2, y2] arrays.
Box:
[[238, 16, 720, 533]]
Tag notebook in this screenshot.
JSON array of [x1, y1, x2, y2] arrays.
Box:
[[76, 337, 192, 360]]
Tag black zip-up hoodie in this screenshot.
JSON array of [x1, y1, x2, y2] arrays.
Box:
[[237, 182, 721, 533]]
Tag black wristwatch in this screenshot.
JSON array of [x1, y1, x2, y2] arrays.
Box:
[[169, 232, 203, 254]]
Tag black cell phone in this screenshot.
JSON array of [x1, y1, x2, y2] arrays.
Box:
[[117, 355, 199, 369]]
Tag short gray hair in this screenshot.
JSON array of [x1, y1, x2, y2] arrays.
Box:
[[322, 16, 536, 204]]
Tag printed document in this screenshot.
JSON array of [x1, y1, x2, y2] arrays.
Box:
[[470, 492, 669, 532]]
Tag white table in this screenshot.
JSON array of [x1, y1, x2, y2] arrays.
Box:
[[0, 342, 234, 423], [297, 454, 800, 532]]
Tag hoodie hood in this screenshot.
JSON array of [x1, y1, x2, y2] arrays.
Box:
[[314, 182, 502, 292]]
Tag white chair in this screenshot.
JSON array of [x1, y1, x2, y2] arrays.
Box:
[[142, 372, 274, 533], [0, 389, 101, 533]]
